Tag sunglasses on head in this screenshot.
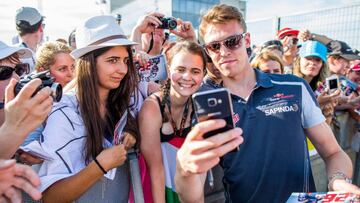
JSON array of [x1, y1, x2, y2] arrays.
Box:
[[204, 33, 247, 55], [0, 63, 30, 80]]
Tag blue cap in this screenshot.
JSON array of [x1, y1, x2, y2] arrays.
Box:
[[299, 41, 327, 63]]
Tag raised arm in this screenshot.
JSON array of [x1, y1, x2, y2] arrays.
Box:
[[0, 78, 52, 159], [130, 12, 164, 52]]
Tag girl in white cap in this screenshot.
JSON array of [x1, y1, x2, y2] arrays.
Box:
[[36, 15, 141, 202]]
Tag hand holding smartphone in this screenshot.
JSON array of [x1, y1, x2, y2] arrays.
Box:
[[326, 75, 339, 93], [192, 88, 235, 139]]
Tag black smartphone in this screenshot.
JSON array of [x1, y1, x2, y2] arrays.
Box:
[[192, 88, 235, 139]]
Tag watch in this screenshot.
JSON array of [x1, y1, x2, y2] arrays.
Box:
[[328, 172, 352, 191]]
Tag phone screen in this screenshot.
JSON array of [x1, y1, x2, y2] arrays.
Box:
[[329, 79, 338, 90], [192, 88, 234, 138]]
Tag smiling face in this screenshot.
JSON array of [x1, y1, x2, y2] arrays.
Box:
[[169, 50, 204, 97], [96, 46, 129, 94], [300, 56, 323, 77], [203, 20, 251, 78], [48, 52, 75, 87]]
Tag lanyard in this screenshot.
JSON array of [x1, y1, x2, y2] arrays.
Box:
[[166, 97, 190, 137]]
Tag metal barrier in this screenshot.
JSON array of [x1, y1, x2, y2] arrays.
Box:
[[247, 3, 360, 49], [311, 110, 360, 192]]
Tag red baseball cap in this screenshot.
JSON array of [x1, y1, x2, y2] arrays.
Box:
[[277, 27, 299, 39], [350, 61, 360, 72]]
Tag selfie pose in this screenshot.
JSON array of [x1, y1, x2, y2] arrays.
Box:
[[35, 16, 140, 202], [139, 40, 206, 203], [175, 4, 360, 203]]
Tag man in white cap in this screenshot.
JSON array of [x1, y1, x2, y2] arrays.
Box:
[[0, 40, 32, 125], [0, 41, 53, 202], [14, 7, 45, 72]]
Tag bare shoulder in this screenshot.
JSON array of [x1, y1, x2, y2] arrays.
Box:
[[139, 91, 163, 125]]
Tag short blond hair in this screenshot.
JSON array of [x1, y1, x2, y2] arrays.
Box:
[[35, 41, 71, 72], [251, 51, 284, 74], [199, 4, 246, 40]]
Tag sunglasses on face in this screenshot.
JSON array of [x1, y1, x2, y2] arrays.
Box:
[[204, 33, 247, 55], [292, 38, 299, 45], [0, 63, 30, 80], [281, 35, 299, 45]]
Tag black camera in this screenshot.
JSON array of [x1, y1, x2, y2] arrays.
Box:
[[157, 17, 177, 30], [14, 70, 62, 102]]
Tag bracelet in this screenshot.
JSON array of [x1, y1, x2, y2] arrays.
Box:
[[93, 158, 107, 174], [327, 171, 352, 191]]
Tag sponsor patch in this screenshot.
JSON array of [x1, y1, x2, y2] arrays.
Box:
[[256, 100, 299, 116], [232, 113, 240, 125]]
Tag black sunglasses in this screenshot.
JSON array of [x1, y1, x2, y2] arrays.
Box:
[[204, 33, 247, 55], [281, 35, 299, 45], [0, 63, 30, 80]]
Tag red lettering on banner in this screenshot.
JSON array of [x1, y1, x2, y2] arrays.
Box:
[[334, 193, 350, 202], [322, 193, 337, 202]]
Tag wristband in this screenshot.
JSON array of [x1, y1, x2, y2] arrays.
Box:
[[328, 171, 352, 190], [94, 158, 107, 174]]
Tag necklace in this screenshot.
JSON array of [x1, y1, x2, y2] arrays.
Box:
[[166, 97, 190, 137]]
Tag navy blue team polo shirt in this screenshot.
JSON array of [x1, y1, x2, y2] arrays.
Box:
[[207, 69, 325, 202]]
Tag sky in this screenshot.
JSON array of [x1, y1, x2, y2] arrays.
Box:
[[0, 0, 359, 44]]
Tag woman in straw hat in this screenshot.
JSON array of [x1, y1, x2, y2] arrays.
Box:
[[37, 15, 141, 202]]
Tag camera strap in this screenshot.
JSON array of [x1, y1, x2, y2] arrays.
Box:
[[146, 32, 154, 54], [166, 97, 190, 137], [146, 30, 168, 54]]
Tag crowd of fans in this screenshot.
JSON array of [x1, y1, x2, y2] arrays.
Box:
[[0, 4, 360, 203]]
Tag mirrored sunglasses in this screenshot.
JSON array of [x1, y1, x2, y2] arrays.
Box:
[[204, 33, 247, 55]]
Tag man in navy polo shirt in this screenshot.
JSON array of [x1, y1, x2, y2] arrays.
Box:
[[175, 4, 360, 203]]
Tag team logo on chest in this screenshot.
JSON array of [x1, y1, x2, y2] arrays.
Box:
[[257, 92, 299, 116], [263, 103, 299, 116]]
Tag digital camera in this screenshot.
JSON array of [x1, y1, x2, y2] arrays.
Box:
[[14, 70, 62, 102], [157, 17, 177, 30]]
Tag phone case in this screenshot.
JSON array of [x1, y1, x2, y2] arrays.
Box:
[[192, 88, 234, 138], [326, 76, 339, 91]]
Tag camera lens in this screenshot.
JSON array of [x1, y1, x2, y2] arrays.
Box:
[[51, 83, 62, 102], [208, 98, 217, 107], [168, 19, 177, 30]]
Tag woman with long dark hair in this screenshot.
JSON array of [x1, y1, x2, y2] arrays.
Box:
[[37, 16, 140, 202]]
